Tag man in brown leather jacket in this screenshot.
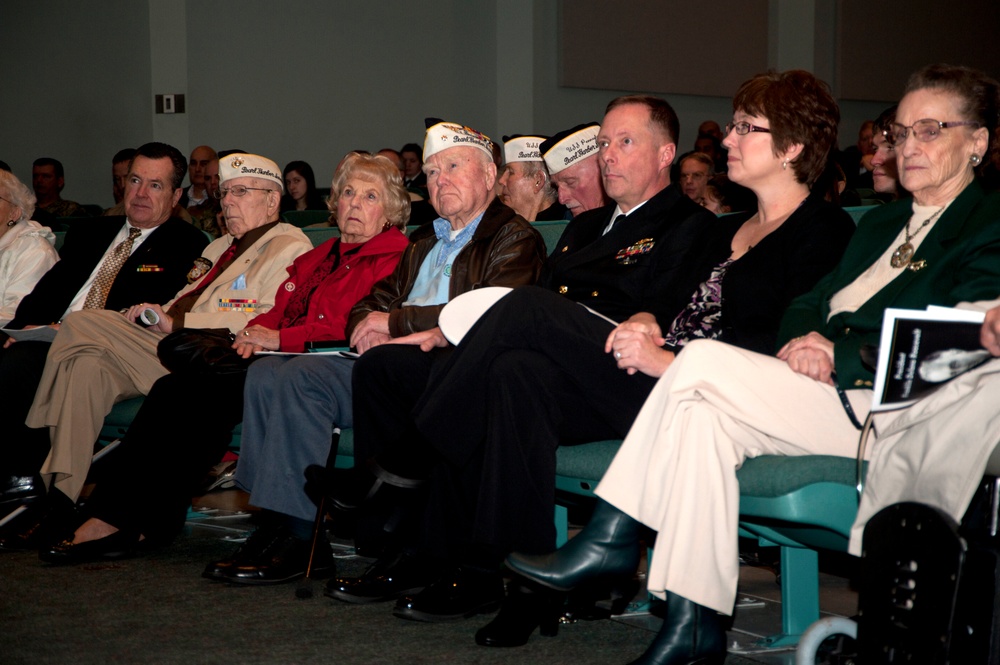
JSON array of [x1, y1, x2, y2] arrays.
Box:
[[331, 96, 720, 628], [201, 120, 545, 587]]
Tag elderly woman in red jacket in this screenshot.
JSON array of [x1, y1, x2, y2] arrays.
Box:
[[40, 153, 411, 563]]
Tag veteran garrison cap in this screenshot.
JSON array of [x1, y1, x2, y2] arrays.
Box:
[[541, 122, 600, 175], [424, 118, 494, 161], [501, 134, 547, 164], [220, 153, 283, 192]]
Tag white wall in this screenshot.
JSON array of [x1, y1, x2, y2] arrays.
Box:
[[185, 0, 498, 191], [0, 0, 901, 208], [0, 1, 154, 208]]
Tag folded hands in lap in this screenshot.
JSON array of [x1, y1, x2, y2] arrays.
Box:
[[777, 331, 836, 385]]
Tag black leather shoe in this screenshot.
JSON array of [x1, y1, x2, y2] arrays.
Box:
[[393, 566, 504, 622], [0, 474, 44, 509], [475, 578, 561, 647], [305, 463, 425, 513], [627, 592, 726, 665], [0, 493, 77, 552], [40, 529, 141, 565], [203, 523, 284, 580], [506, 499, 640, 592], [326, 551, 440, 604], [220, 527, 336, 586]]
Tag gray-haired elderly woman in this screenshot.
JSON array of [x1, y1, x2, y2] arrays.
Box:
[[0, 170, 59, 328]]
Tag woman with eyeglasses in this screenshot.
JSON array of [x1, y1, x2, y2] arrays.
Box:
[[870, 105, 907, 200], [506, 64, 1000, 664]]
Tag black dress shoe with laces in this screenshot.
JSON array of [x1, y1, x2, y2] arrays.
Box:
[[326, 551, 441, 604], [393, 566, 504, 622], [203, 524, 280, 580], [218, 527, 336, 585]]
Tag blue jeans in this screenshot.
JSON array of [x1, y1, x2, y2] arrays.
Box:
[[236, 354, 355, 522]]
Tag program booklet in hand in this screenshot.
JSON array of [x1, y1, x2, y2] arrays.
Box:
[[1, 326, 59, 343], [871, 306, 988, 412]]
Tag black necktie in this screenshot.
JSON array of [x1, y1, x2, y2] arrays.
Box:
[[607, 214, 626, 234]]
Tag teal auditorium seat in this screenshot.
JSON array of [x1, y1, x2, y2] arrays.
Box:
[[843, 205, 878, 226], [737, 455, 861, 647], [99, 397, 243, 449], [301, 226, 340, 247], [301, 224, 436, 249], [281, 210, 332, 227], [531, 220, 570, 255], [549, 440, 862, 649]]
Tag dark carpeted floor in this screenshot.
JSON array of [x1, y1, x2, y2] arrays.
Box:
[[0, 527, 765, 665]]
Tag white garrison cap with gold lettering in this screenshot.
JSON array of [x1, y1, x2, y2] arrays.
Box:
[[541, 123, 601, 175], [220, 153, 284, 191], [423, 118, 494, 161], [502, 135, 546, 164]]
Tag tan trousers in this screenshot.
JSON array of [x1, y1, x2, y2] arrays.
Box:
[[27, 310, 167, 501], [595, 339, 871, 615], [851, 358, 1000, 554]]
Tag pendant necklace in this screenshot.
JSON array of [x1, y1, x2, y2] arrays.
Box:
[[890, 207, 944, 269]]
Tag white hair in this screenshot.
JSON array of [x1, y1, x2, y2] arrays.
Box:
[[0, 170, 36, 222]]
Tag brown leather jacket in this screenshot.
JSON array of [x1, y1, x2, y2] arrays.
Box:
[[346, 197, 546, 338]]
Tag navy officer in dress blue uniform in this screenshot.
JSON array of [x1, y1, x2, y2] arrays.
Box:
[[333, 95, 720, 624]]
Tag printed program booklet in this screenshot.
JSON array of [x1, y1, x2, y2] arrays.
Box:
[[871, 306, 988, 411]]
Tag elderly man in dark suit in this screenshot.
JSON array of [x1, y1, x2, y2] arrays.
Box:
[[331, 96, 719, 626], [0, 142, 208, 545]]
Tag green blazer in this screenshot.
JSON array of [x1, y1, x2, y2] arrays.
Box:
[[777, 180, 1000, 389]]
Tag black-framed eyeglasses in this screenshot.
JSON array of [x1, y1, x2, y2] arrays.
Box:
[[213, 185, 275, 199], [725, 121, 771, 136], [0, 195, 13, 206], [886, 119, 981, 146]]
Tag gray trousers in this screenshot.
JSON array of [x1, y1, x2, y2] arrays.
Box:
[[236, 354, 355, 522]]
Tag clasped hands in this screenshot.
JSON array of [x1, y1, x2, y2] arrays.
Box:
[[350, 311, 448, 354], [778, 306, 1000, 386], [605, 313, 675, 378], [777, 331, 836, 385]]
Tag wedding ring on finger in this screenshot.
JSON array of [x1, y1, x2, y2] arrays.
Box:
[[615, 351, 622, 360], [243, 330, 250, 337]]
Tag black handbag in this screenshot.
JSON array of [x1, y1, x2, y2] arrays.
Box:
[[156, 328, 255, 375]]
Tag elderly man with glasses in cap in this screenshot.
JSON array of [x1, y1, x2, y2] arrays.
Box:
[[0, 154, 311, 550]]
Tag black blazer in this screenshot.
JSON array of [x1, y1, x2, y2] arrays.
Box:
[[9, 216, 209, 328], [539, 184, 718, 325], [691, 194, 855, 356]]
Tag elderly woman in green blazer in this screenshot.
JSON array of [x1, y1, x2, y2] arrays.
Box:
[[506, 63, 1000, 665]]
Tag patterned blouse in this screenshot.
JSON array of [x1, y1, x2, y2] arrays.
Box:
[[661, 258, 733, 349]]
